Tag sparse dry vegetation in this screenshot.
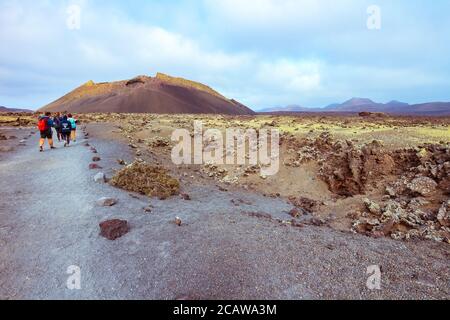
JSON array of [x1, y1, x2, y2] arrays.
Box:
[[109, 161, 180, 199]]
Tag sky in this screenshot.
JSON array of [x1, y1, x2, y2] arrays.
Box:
[[0, 0, 449, 111]]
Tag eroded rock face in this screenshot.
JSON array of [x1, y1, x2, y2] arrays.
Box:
[[99, 219, 128, 240], [320, 140, 396, 196], [352, 197, 450, 243]]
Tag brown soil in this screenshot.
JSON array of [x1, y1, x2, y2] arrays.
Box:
[[75, 112, 449, 244], [2, 112, 449, 244]]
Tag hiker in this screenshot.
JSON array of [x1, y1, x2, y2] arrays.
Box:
[[38, 112, 55, 152], [67, 114, 77, 142], [53, 112, 62, 142], [60, 115, 72, 147]]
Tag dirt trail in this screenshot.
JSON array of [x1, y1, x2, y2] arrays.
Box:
[[0, 124, 448, 300]]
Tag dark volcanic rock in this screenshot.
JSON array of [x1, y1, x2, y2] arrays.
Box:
[[289, 208, 302, 218], [180, 193, 191, 200], [99, 219, 129, 240]]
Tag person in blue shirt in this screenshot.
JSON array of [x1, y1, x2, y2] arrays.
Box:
[[67, 113, 77, 142], [60, 115, 73, 147], [38, 112, 55, 152]]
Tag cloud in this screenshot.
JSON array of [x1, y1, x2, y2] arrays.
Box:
[[0, 0, 252, 108], [0, 0, 449, 110], [204, 0, 353, 29], [257, 59, 321, 92]]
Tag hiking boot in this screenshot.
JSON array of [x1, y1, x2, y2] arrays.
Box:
[[39, 146, 43, 152], [50, 146, 56, 149]]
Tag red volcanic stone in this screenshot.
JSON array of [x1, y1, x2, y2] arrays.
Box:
[[289, 208, 301, 218], [99, 219, 129, 240], [180, 193, 191, 201], [89, 163, 102, 169]]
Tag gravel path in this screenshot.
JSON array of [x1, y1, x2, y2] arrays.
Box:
[[0, 124, 448, 300]]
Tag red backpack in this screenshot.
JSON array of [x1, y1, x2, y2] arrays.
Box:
[[38, 117, 48, 131]]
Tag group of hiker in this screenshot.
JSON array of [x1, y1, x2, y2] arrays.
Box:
[[37, 112, 77, 152]]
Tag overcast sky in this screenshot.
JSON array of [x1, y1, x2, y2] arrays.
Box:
[[1, 0, 449, 110]]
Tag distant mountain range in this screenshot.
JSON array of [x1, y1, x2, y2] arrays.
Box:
[[0, 106, 33, 113], [260, 105, 308, 112], [39, 73, 255, 115], [260, 98, 450, 116]]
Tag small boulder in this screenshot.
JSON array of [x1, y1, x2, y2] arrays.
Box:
[[407, 177, 438, 196], [289, 208, 302, 218], [93, 172, 106, 183], [99, 219, 129, 240], [180, 193, 191, 201], [363, 198, 381, 215], [96, 197, 117, 207], [175, 217, 182, 226], [89, 163, 102, 169], [288, 196, 319, 212], [308, 217, 326, 226], [385, 186, 396, 197], [92, 156, 101, 162]]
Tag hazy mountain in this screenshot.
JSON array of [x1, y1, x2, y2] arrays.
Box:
[[40, 73, 255, 115], [386, 100, 409, 108], [0, 106, 33, 113], [324, 103, 340, 110], [260, 105, 309, 112], [341, 97, 377, 107], [263, 98, 450, 115]]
